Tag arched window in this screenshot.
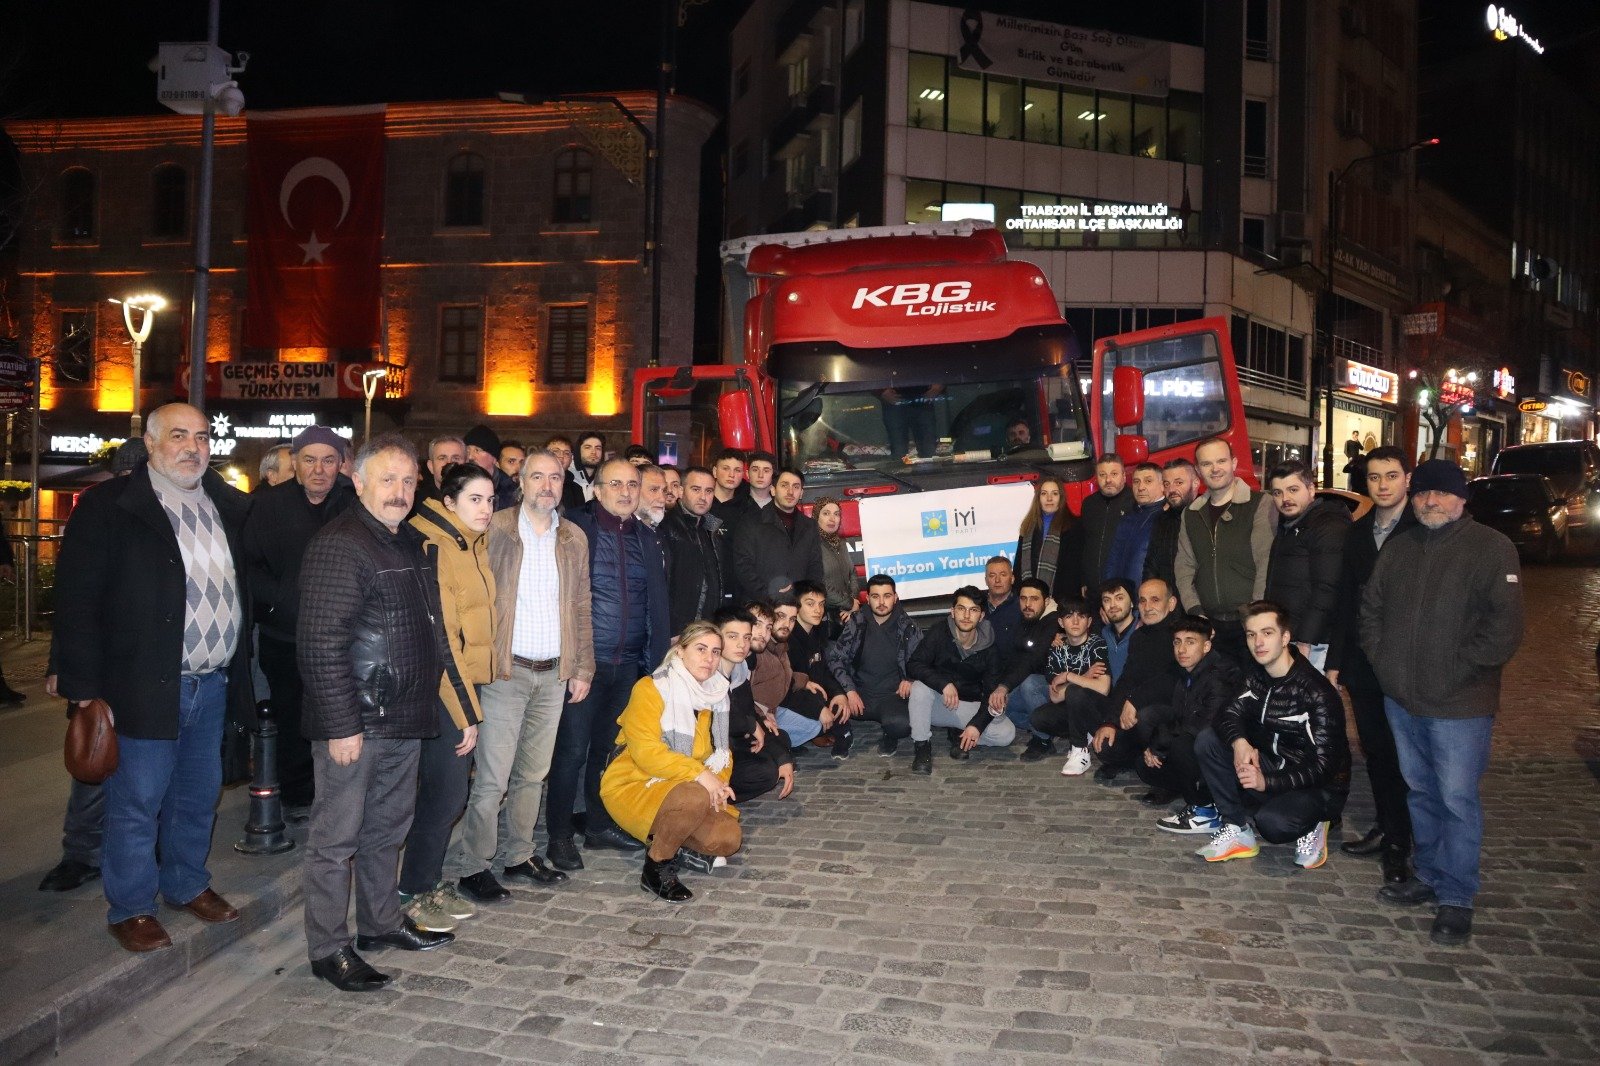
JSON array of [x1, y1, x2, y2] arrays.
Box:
[[59, 168, 96, 241], [552, 148, 593, 224], [151, 164, 188, 238], [443, 152, 485, 227]]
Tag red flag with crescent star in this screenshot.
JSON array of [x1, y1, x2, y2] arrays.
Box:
[[245, 107, 385, 348]]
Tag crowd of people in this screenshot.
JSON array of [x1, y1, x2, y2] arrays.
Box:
[[39, 405, 1525, 996]]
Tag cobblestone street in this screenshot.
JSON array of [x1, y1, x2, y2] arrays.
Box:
[[82, 562, 1600, 1065]]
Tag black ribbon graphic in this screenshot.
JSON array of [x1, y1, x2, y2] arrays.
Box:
[[958, 9, 993, 69]]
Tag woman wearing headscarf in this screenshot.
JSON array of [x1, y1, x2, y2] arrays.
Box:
[[814, 497, 860, 633], [601, 621, 741, 902], [1014, 476, 1086, 605]]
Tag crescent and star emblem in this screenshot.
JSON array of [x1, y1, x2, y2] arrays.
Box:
[[279, 156, 352, 265]]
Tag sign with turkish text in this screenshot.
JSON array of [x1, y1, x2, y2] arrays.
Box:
[[1563, 368, 1591, 399], [858, 482, 1035, 599], [953, 9, 1171, 96], [1004, 201, 1183, 234], [1439, 380, 1475, 407], [189, 361, 392, 401], [1492, 367, 1516, 400], [0, 339, 33, 412], [1518, 398, 1547, 413], [245, 107, 385, 348], [1338, 359, 1399, 404]]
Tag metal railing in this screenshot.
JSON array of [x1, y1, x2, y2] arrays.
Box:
[[4, 530, 64, 641]]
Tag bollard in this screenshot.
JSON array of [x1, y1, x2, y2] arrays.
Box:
[[236, 699, 294, 855]]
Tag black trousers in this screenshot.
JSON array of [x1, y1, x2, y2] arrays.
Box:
[[1134, 732, 1209, 806], [1029, 688, 1107, 745], [782, 686, 828, 719], [548, 660, 639, 840], [1347, 681, 1413, 851], [856, 691, 911, 740], [730, 744, 786, 803], [1209, 620, 1250, 671], [258, 634, 314, 807], [398, 703, 471, 895], [1195, 727, 1343, 843]]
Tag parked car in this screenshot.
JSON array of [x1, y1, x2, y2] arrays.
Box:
[[1315, 487, 1374, 522], [1466, 474, 1569, 562], [1491, 441, 1600, 548]]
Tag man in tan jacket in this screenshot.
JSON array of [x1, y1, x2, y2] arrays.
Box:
[[442, 450, 594, 902]]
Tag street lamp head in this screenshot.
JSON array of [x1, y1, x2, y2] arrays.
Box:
[[121, 293, 169, 313], [1466, 371, 1479, 384], [1407, 369, 1419, 379]]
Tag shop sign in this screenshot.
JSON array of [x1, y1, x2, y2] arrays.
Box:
[[1518, 398, 1547, 413], [205, 410, 354, 458], [1004, 201, 1183, 234], [1486, 5, 1544, 55], [1492, 367, 1516, 399], [188, 361, 396, 401], [1563, 369, 1591, 399], [1439, 380, 1475, 407], [1335, 246, 1402, 292], [0, 341, 33, 413], [953, 10, 1172, 96], [1401, 311, 1439, 337], [1338, 358, 1399, 404]]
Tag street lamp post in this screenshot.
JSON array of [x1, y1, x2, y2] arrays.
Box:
[[110, 294, 168, 437], [362, 367, 387, 443], [1317, 137, 1439, 485]]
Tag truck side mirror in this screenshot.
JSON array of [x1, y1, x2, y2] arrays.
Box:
[[718, 391, 755, 451], [1116, 433, 1150, 465], [1112, 365, 1144, 428]]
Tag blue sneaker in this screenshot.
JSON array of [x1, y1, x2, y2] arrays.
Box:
[[1158, 804, 1222, 835]]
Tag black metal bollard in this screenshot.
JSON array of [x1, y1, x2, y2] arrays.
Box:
[[236, 699, 294, 855]]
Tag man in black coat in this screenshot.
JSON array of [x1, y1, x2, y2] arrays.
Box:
[[55, 404, 253, 954], [716, 607, 795, 804], [464, 424, 520, 512], [1080, 453, 1134, 591], [905, 586, 1013, 773], [241, 426, 355, 812], [1326, 446, 1416, 877], [298, 434, 454, 991], [1263, 460, 1350, 672], [731, 467, 825, 601], [1144, 458, 1198, 611], [1143, 617, 1243, 832], [658, 465, 732, 634]]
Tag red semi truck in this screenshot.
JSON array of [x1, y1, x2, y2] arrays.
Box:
[[631, 221, 1254, 600]]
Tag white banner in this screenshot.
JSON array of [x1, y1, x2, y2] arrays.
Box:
[[858, 483, 1036, 599], [217, 362, 341, 401], [954, 8, 1171, 96]]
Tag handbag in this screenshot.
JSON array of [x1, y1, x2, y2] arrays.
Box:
[[65, 698, 118, 784]]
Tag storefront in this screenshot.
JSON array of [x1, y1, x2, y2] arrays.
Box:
[[1245, 411, 1312, 479], [1518, 396, 1591, 444]]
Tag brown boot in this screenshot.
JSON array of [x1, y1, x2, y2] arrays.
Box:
[[109, 915, 173, 952], [169, 888, 240, 924]]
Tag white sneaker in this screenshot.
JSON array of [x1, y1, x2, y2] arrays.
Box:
[[1194, 823, 1260, 862], [400, 890, 459, 932], [1060, 747, 1092, 776], [1295, 820, 1330, 869], [1157, 805, 1222, 835]]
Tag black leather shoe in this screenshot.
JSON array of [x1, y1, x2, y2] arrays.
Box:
[[949, 738, 970, 760], [0, 686, 26, 705], [38, 858, 101, 892], [1340, 825, 1386, 856], [503, 857, 568, 885], [585, 826, 646, 853], [1430, 905, 1473, 946], [1380, 845, 1412, 885], [1019, 736, 1055, 762], [641, 856, 694, 902], [1138, 788, 1180, 807], [356, 917, 454, 952], [911, 741, 933, 775], [547, 837, 584, 871], [311, 946, 391, 991], [457, 870, 512, 903], [1377, 878, 1437, 907]]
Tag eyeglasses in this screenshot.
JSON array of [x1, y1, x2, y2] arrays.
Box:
[[601, 479, 640, 491]]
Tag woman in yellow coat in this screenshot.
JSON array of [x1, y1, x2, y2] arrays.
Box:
[[397, 462, 495, 930], [601, 621, 741, 902]]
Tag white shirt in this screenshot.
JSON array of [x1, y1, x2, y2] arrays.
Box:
[[513, 507, 562, 660]]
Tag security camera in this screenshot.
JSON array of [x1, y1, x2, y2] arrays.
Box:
[[213, 81, 246, 117]]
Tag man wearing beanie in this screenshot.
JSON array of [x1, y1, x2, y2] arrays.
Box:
[[1360, 458, 1524, 947], [463, 424, 519, 512], [241, 426, 357, 816]]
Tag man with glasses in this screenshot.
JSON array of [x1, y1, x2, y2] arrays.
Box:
[[545, 459, 669, 872], [543, 435, 586, 512]]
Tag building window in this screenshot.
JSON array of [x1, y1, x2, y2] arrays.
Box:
[[151, 164, 188, 239], [844, 0, 865, 55], [552, 148, 594, 224], [1132, 97, 1166, 158], [1097, 92, 1131, 154], [984, 74, 1021, 139], [141, 310, 183, 384], [907, 52, 947, 130], [1243, 99, 1270, 177], [785, 54, 810, 99], [443, 152, 486, 228], [59, 167, 96, 241], [1231, 314, 1306, 393], [56, 310, 94, 383], [1167, 91, 1204, 163], [841, 100, 862, 168], [438, 305, 482, 383], [733, 61, 750, 100], [544, 304, 589, 384], [1242, 215, 1268, 256], [731, 139, 749, 179], [1064, 88, 1099, 150], [946, 65, 983, 136], [1023, 80, 1062, 146], [1245, 0, 1273, 60]]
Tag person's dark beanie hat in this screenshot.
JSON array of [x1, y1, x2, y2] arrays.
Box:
[[463, 424, 501, 456], [112, 438, 149, 473], [291, 425, 348, 457], [1409, 458, 1469, 499]]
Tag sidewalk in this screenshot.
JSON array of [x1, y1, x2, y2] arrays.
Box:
[[0, 636, 306, 1064]]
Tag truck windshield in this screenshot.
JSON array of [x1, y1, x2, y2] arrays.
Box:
[[779, 370, 1089, 477], [1098, 329, 1231, 452]]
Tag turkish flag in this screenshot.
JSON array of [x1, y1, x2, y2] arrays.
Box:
[[245, 107, 385, 348]]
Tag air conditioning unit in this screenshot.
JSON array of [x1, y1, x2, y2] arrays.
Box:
[[1274, 244, 1309, 267], [1277, 211, 1310, 244]]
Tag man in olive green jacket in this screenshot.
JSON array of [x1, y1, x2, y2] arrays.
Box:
[[1174, 437, 1276, 665]]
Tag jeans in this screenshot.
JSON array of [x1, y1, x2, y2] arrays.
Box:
[[1303, 643, 1329, 673], [444, 664, 566, 878], [775, 707, 822, 746], [547, 659, 639, 841], [398, 703, 472, 895], [1384, 698, 1494, 909], [304, 736, 420, 961], [103, 671, 226, 924], [61, 777, 106, 867], [258, 635, 314, 807], [1194, 727, 1343, 844], [1003, 674, 1051, 740], [907, 681, 1016, 746]]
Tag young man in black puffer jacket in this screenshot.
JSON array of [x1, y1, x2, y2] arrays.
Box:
[[1263, 460, 1350, 673], [1142, 616, 1243, 832], [1192, 600, 1350, 871], [905, 586, 1012, 774]]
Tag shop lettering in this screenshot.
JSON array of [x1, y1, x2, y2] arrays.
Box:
[[1007, 202, 1183, 233], [851, 281, 997, 317], [1486, 5, 1544, 55]]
